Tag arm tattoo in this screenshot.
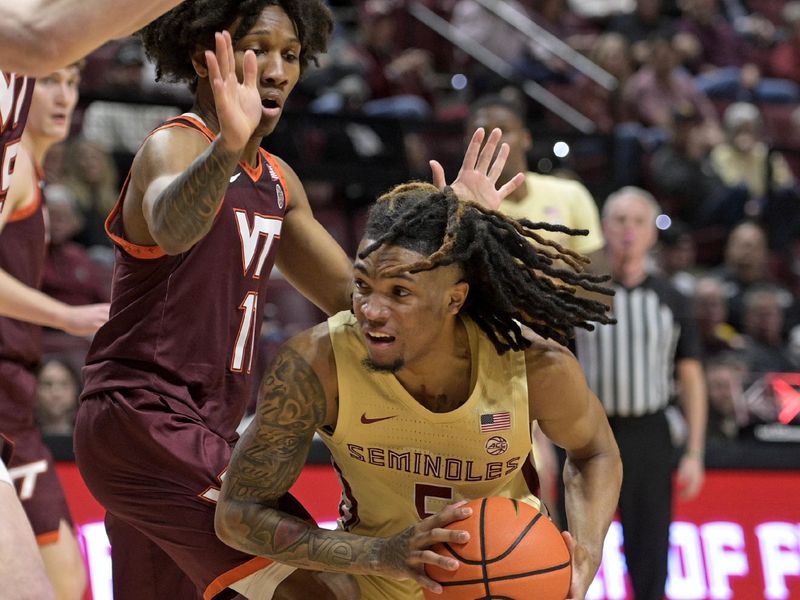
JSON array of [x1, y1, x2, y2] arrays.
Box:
[[218, 346, 383, 572], [151, 140, 240, 247]]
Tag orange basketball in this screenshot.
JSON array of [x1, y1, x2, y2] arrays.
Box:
[[424, 497, 571, 600]]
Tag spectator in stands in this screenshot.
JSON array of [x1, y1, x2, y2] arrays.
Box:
[[350, 0, 436, 118], [648, 102, 746, 230], [568, 32, 634, 135], [61, 138, 119, 250], [618, 30, 723, 186], [657, 219, 698, 296], [705, 353, 748, 439], [42, 184, 111, 307], [621, 30, 720, 132], [709, 102, 800, 249], [768, 2, 800, 83], [741, 284, 795, 375], [710, 102, 796, 202], [693, 275, 746, 358], [715, 221, 795, 331], [609, 0, 675, 66], [677, 0, 799, 102], [35, 356, 81, 436]]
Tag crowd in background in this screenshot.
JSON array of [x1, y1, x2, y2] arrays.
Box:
[[33, 0, 800, 447]]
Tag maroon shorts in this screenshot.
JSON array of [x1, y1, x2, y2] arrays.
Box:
[[74, 389, 273, 599], [0, 360, 72, 541]]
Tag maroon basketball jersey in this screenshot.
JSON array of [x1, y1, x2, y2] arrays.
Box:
[[82, 114, 289, 439], [0, 165, 46, 367], [0, 72, 34, 211]]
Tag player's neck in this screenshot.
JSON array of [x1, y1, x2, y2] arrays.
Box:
[[395, 319, 472, 413], [21, 133, 51, 165]]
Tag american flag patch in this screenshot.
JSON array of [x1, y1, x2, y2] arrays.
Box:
[[480, 412, 511, 433]]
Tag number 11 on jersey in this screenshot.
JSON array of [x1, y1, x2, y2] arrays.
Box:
[[231, 291, 258, 373]]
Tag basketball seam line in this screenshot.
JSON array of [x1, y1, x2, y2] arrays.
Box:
[[442, 511, 543, 566], [437, 560, 572, 587], [480, 498, 490, 598]]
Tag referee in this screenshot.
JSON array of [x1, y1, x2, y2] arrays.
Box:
[[575, 186, 707, 600]]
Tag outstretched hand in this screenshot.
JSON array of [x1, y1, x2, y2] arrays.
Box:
[[430, 127, 525, 211], [374, 501, 473, 594], [205, 31, 263, 153]]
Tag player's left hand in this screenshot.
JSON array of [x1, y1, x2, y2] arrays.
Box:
[[676, 453, 705, 500], [430, 127, 524, 211], [561, 531, 594, 600]]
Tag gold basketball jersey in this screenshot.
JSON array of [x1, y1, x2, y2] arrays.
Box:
[[319, 311, 541, 600]]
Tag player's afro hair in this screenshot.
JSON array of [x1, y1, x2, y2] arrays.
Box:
[[139, 0, 333, 89]]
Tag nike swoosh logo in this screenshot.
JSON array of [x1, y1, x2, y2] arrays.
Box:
[[360, 413, 396, 425], [230, 172, 241, 183]]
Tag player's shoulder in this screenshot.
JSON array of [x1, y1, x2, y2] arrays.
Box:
[[266, 153, 304, 204], [284, 321, 335, 370], [132, 120, 211, 178], [285, 321, 333, 358], [522, 330, 582, 381], [4, 146, 35, 212]]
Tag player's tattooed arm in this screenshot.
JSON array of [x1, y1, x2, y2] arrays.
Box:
[[147, 139, 240, 253], [216, 344, 377, 572], [215, 343, 469, 583]]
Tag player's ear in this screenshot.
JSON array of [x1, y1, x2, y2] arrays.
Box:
[[191, 46, 209, 79], [448, 281, 469, 314]]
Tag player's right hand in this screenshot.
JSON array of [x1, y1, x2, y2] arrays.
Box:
[[60, 303, 110, 337], [205, 30, 262, 153], [373, 501, 472, 593]]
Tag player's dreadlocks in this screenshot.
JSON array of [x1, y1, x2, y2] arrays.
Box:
[[139, 0, 333, 90], [361, 182, 615, 353]]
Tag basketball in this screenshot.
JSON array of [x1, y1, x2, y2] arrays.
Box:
[[423, 497, 571, 600]]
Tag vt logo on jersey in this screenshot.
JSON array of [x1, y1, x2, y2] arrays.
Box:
[[234, 209, 282, 279], [0, 73, 30, 205], [0, 73, 29, 133]]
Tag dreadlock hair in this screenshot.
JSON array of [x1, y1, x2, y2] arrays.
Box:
[[139, 0, 333, 90], [361, 182, 615, 353]]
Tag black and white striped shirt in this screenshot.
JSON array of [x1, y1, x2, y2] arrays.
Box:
[[575, 275, 701, 417]]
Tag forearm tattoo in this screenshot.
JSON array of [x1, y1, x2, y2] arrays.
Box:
[[220, 346, 379, 572], [152, 140, 239, 247]]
